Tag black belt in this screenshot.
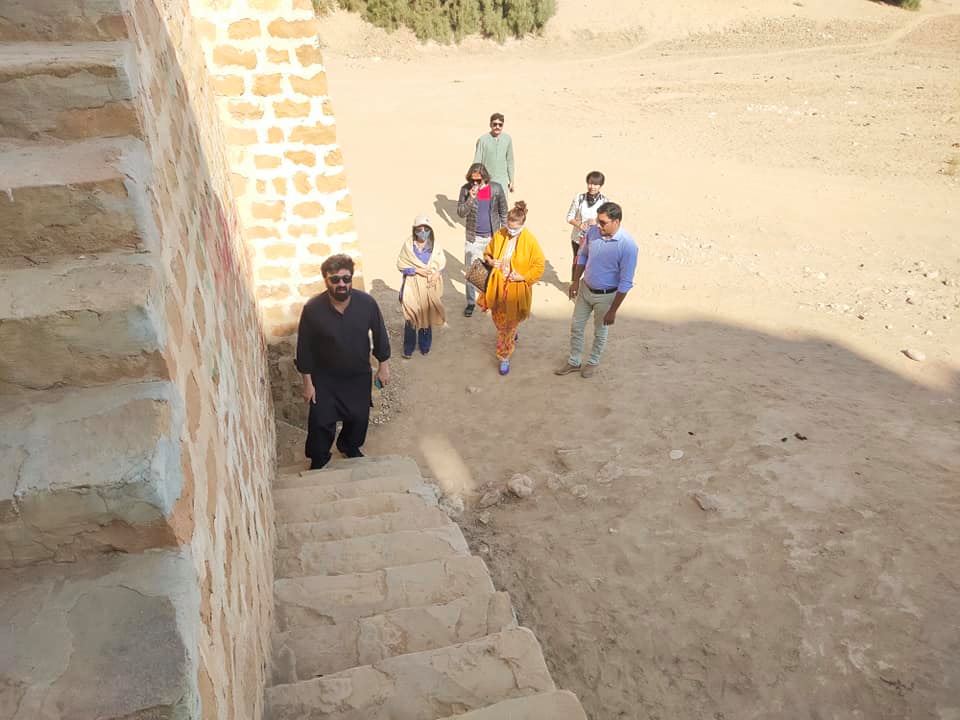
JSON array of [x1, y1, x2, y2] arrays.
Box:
[[585, 284, 617, 294]]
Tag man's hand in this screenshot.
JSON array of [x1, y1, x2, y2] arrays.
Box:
[[302, 381, 316, 404], [469, 184, 478, 199], [603, 308, 617, 326], [568, 279, 580, 300], [376, 361, 391, 387]]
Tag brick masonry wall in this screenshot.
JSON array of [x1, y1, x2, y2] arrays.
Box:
[[128, 3, 276, 719], [189, 0, 362, 427]]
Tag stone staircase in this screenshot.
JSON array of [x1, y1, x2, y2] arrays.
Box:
[[0, 5, 199, 718], [267, 456, 588, 720], [0, 2, 176, 565]]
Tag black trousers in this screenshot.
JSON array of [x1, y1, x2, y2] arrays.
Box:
[[305, 372, 372, 468]]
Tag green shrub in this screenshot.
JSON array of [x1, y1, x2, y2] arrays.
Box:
[[312, 0, 556, 42]]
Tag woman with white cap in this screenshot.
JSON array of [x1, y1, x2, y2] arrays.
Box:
[[396, 214, 446, 358]]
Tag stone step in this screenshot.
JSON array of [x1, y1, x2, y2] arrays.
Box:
[[275, 492, 440, 527], [436, 691, 588, 720], [274, 555, 495, 631], [276, 503, 450, 548], [0, 136, 152, 262], [0, 549, 198, 719], [274, 478, 435, 524], [0, 252, 168, 391], [275, 524, 470, 578], [265, 628, 555, 720], [0, 41, 139, 141], [0, 381, 183, 567], [272, 591, 516, 683], [0, 0, 128, 42], [276, 455, 422, 489]]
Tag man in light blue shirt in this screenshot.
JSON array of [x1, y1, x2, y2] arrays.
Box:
[[555, 202, 638, 378]]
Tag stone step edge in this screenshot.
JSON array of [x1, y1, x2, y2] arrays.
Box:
[[274, 455, 423, 490], [436, 690, 588, 720], [0, 135, 147, 189], [273, 479, 440, 515], [273, 555, 497, 630], [0, 40, 133, 74], [275, 503, 452, 547], [265, 627, 556, 720], [0, 251, 163, 319], [0, 381, 184, 567], [273, 523, 470, 579], [270, 591, 517, 684], [273, 491, 442, 528]]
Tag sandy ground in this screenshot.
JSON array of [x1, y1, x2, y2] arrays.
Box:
[[314, 1, 960, 717]]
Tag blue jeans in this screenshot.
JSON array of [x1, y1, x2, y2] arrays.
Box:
[[403, 322, 433, 356]]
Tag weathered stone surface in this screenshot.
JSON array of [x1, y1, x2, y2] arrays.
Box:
[[0, 549, 198, 719], [436, 691, 588, 720], [0, 42, 140, 140], [265, 628, 554, 720], [274, 556, 495, 630], [0, 0, 128, 41], [0, 137, 150, 259], [275, 524, 469, 578], [0, 254, 168, 390], [308, 454, 422, 478], [274, 491, 438, 526], [0, 382, 181, 567], [276, 504, 451, 548], [275, 456, 422, 489], [272, 591, 515, 682], [273, 477, 430, 521]]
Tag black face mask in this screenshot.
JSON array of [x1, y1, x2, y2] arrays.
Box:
[[585, 192, 601, 207]]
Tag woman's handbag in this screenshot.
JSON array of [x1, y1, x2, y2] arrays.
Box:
[[465, 258, 490, 292]]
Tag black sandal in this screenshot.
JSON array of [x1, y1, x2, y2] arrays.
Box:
[[463, 305, 475, 317]]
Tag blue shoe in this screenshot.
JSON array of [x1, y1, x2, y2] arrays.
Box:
[[498, 360, 510, 375]]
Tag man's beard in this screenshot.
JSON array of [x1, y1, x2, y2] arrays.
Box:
[[331, 286, 351, 301]]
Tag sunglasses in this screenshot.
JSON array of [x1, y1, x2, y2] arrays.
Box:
[[596, 218, 613, 227], [491, 122, 503, 127], [327, 274, 352, 284]]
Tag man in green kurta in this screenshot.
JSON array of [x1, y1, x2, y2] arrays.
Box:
[[473, 112, 515, 195]]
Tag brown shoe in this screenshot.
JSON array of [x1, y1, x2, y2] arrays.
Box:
[[580, 363, 598, 378], [554, 361, 581, 375]]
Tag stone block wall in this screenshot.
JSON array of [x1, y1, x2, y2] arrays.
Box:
[[128, 2, 276, 718], [188, 0, 361, 426]]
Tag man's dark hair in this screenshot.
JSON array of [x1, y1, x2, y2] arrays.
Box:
[[321, 253, 355, 277], [597, 201, 622, 221], [490, 112, 504, 124], [465, 162, 491, 183], [586, 170, 605, 185]]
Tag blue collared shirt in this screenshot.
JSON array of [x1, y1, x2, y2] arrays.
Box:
[[576, 225, 638, 293]]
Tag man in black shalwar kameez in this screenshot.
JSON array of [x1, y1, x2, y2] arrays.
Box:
[[295, 254, 391, 470]]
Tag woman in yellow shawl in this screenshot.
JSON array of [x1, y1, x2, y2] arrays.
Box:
[[396, 214, 446, 358], [478, 201, 545, 375]]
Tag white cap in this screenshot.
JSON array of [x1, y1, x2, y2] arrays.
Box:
[[412, 214, 431, 227]]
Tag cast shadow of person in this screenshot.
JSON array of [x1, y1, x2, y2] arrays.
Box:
[[434, 193, 464, 229], [539, 257, 569, 295]]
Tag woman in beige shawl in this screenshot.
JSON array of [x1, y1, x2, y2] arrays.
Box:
[[396, 214, 446, 358]]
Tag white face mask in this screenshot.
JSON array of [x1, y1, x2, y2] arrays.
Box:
[[506, 226, 523, 237]]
